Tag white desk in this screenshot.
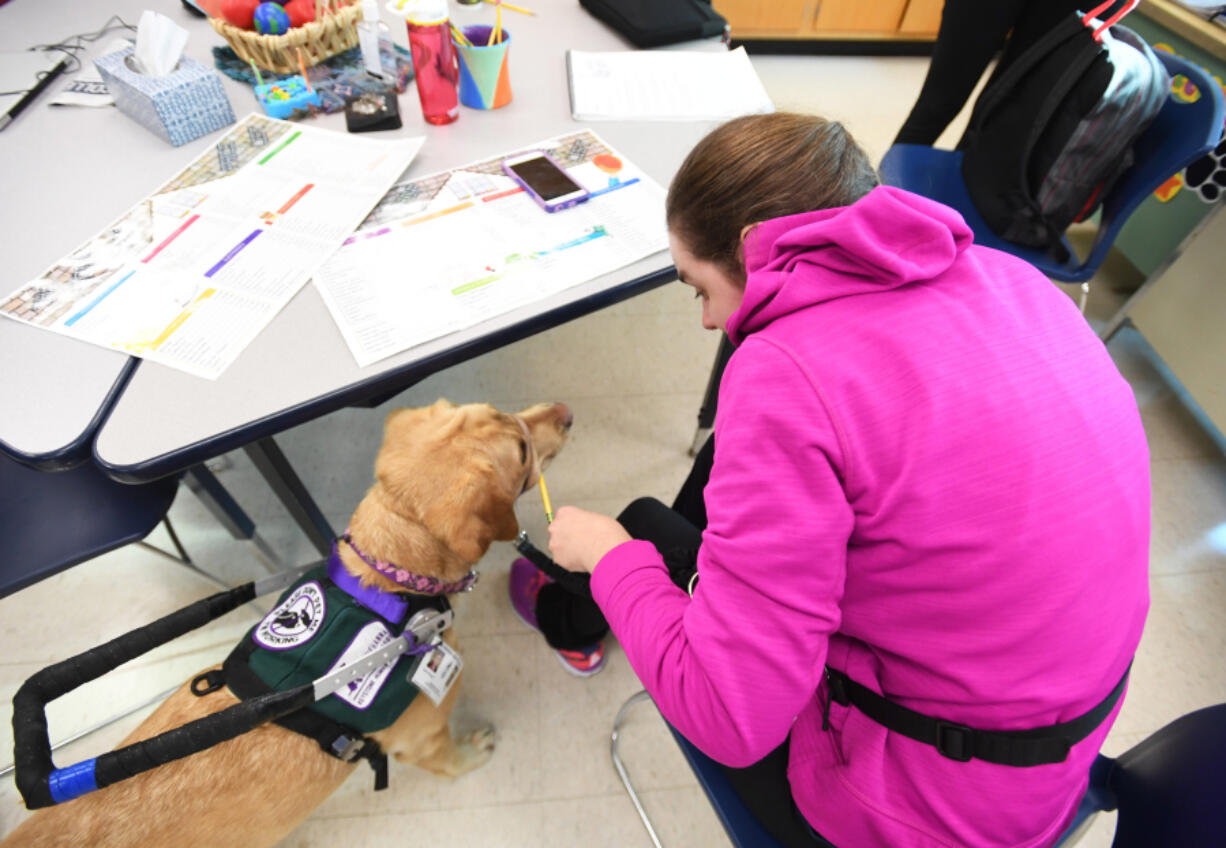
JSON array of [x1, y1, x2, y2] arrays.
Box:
[[0, 5, 154, 466], [2, 0, 716, 550]]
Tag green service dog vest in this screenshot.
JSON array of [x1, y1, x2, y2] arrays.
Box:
[[210, 551, 451, 788]]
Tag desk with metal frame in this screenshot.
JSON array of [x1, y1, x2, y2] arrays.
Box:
[[2, 0, 716, 558]]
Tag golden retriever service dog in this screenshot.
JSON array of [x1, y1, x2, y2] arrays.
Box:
[[3, 399, 571, 848]]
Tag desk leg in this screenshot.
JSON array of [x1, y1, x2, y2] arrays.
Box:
[[689, 333, 735, 456], [244, 437, 334, 558], [184, 465, 287, 573]]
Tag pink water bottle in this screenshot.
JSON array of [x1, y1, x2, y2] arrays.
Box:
[[402, 0, 459, 125]]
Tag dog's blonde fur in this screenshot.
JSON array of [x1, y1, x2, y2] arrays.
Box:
[[2, 399, 571, 848]]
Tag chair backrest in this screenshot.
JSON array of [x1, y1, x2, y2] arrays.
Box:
[[1081, 49, 1224, 275], [1109, 702, 1226, 847], [0, 453, 179, 599]]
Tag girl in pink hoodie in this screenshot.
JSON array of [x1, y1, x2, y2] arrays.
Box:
[[537, 113, 1150, 847]]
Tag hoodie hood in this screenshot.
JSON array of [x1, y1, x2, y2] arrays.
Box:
[[725, 186, 974, 345]]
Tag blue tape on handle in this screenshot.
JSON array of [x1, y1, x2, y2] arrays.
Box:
[[48, 759, 98, 804]]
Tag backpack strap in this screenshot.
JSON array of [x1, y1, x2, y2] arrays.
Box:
[[1083, 0, 1139, 41], [964, 13, 1089, 141]]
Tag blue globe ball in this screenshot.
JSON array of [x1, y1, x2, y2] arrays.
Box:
[[253, 1, 291, 34]]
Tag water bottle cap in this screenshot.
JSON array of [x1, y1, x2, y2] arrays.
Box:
[[390, 0, 448, 24]]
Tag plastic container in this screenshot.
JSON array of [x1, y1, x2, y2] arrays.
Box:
[[390, 0, 459, 125], [255, 75, 321, 119]]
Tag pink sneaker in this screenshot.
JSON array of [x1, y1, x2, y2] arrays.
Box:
[[508, 558, 605, 677], [508, 557, 552, 631], [555, 642, 606, 677]]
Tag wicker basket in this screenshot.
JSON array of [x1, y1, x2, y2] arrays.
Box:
[[210, 1, 364, 74]]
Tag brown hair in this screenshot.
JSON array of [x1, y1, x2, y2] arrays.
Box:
[[666, 112, 879, 283]]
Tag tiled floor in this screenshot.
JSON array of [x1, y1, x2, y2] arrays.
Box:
[[4, 52, 1226, 848]]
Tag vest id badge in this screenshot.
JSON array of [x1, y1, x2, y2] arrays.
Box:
[[410, 638, 462, 706]]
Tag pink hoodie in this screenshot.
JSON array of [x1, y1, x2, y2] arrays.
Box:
[[591, 187, 1150, 847]]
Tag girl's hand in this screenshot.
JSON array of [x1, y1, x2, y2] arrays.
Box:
[[547, 506, 632, 575]]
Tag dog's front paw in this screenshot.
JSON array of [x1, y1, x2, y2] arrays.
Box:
[[467, 724, 496, 754], [448, 724, 496, 776]]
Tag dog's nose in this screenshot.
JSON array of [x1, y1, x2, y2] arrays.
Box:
[[556, 402, 574, 430]]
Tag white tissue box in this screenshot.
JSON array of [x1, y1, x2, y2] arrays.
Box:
[[94, 46, 235, 146]]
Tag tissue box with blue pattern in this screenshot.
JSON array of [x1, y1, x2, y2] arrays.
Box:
[[95, 46, 236, 146]]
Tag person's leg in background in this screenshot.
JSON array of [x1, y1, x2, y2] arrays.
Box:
[[671, 431, 714, 531], [894, 0, 1025, 145], [895, 0, 1109, 147]]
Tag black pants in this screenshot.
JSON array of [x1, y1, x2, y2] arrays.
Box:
[[894, 0, 1095, 146], [533, 436, 832, 847]]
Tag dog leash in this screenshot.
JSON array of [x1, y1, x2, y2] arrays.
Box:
[[11, 562, 454, 810]]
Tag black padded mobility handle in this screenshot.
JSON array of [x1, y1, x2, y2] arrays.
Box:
[[13, 583, 257, 809]]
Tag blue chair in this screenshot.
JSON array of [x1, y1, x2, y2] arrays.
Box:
[[0, 447, 294, 601], [1054, 702, 1226, 847], [613, 691, 1226, 848], [611, 691, 787, 848], [667, 724, 785, 848], [0, 451, 288, 781], [0, 453, 185, 599], [879, 50, 1225, 283]]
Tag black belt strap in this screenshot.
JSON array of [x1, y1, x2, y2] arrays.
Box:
[[824, 663, 1130, 767]]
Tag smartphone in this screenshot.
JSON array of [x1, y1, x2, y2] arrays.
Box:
[[501, 151, 590, 212]]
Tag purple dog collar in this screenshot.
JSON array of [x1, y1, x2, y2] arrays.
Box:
[[338, 533, 480, 596], [326, 548, 411, 624]]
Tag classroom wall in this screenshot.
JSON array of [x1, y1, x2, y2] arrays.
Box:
[[1116, 15, 1225, 277]]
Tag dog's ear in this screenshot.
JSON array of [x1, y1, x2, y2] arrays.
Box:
[[428, 482, 519, 564], [451, 482, 517, 563]]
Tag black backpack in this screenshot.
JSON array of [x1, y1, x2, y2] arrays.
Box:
[[960, 2, 1169, 252], [578, 0, 728, 48]]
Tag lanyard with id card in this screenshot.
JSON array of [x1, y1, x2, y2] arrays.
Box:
[[410, 637, 462, 706]]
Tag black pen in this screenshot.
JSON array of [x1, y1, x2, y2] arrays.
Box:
[[0, 56, 68, 132]]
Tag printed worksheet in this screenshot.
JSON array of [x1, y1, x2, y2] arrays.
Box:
[[313, 130, 669, 368], [0, 113, 423, 379]]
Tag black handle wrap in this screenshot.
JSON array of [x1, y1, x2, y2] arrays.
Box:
[[13, 582, 257, 809], [92, 684, 316, 793]]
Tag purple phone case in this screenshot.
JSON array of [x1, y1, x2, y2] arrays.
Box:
[[501, 151, 589, 213]]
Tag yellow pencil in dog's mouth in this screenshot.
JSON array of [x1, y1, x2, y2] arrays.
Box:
[[538, 473, 554, 523]]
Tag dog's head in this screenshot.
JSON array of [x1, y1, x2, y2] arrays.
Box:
[[362, 400, 572, 573]]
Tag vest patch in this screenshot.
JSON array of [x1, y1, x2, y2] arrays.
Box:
[[326, 620, 401, 710], [255, 581, 327, 650]]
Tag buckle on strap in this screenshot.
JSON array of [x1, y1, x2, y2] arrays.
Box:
[[331, 734, 365, 762], [934, 720, 975, 762], [825, 668, 851, 706]]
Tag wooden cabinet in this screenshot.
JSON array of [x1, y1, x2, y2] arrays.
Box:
[[898, 0, 946, 36], [710, 0, 811, 35], [713, 0, 943, 43], [813, 0, 909, 35]]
